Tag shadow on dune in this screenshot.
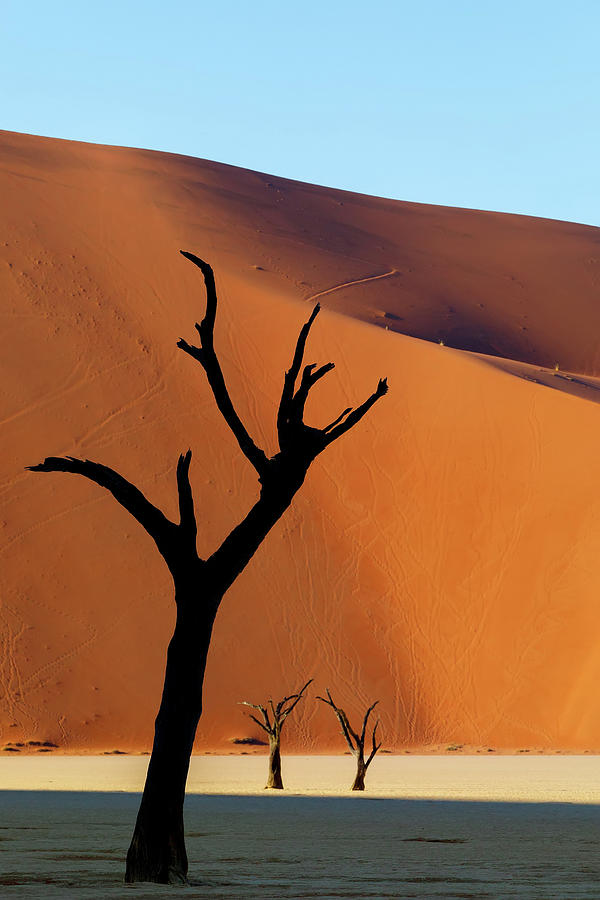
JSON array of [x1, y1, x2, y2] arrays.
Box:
[[477, 353, 600, 406]]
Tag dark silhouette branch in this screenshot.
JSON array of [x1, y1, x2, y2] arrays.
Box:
[[317, 689, 358, 752], [323, 379, 388, 446], [240, 702, 272, 733], [366, 720, 382, 767], [288, 362, 335, 425], [323, 407, 353, 433], [176, 450, 196, 542], [278, 679, 313, 722], [241, 680, 312, 736], [178, 252, 388, 485], [177, 251, 269, 478], [360, 700, 379, 745], [241, 680, 312, 789], [317, 689, 382, 790], [278, 304, 322, 443], [247, 713, 270, 733], [274, 301, 388, 460], [26, 456, 180, 563]]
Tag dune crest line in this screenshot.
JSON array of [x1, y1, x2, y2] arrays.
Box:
[[305, 268, 398, 303]]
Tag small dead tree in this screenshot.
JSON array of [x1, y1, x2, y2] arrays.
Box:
[[28, 252, 388, 884], [318, 689, 382, 790], [241, 679, 312, 789]]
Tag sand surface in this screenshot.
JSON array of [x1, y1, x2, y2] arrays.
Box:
[[4, 754, 600, 803], [4, 129, 600, 754], [1, 756, 599, 898]]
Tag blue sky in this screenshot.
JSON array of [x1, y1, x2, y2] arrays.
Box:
[[2, 1, 599, 225]]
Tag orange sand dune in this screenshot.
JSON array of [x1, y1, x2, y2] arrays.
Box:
[[2, 130, 600, 754]]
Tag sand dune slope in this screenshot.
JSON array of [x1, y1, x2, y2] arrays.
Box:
[[2, 130, 600, 752]]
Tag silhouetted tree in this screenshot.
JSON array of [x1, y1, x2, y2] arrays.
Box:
[[27, 252, 388, 884], [241, 679, 312, 789], [317, 689, 382, 790]]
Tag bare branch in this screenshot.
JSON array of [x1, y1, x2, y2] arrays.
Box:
[[285, 305, 321, 393], [323, 379, 388, 446], [365, 720, 382, 768], [322, 408, 352, 433], [240, 701, 268, 714], [315, 689, 337, 709], [289, 363, 335, 425], [242, 680, 312, 741], [304, 362, 335, 385], [176, 450, 196, 544], [277, 304, 321, 446], [360, 700, 379, 746], [176, 337, 204, 365], [337, 711, 357, 753], [178, 251, 268, 478], [26, 456, 177, 561], [274, 297, 388, 462], [240, 701, 272, 733], [342, 710, 361, 751], [247, 713, 271, 734], [268, 699, 277, 725], [317, 690, 357, 753], [279, 679, 313, 721]]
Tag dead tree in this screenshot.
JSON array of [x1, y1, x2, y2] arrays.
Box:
[[241, 679, 312, 789], [317, 689, 382, 790], [27, 251, 388, 884]]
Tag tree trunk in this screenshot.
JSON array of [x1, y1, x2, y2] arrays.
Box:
[[125, 582, 217, 884], [351, 754, 367, 791], [125, 488, 300, 882], [266, 734, 283, 789]]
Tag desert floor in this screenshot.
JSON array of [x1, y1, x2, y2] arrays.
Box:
[[1, 756, 599, 898]]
